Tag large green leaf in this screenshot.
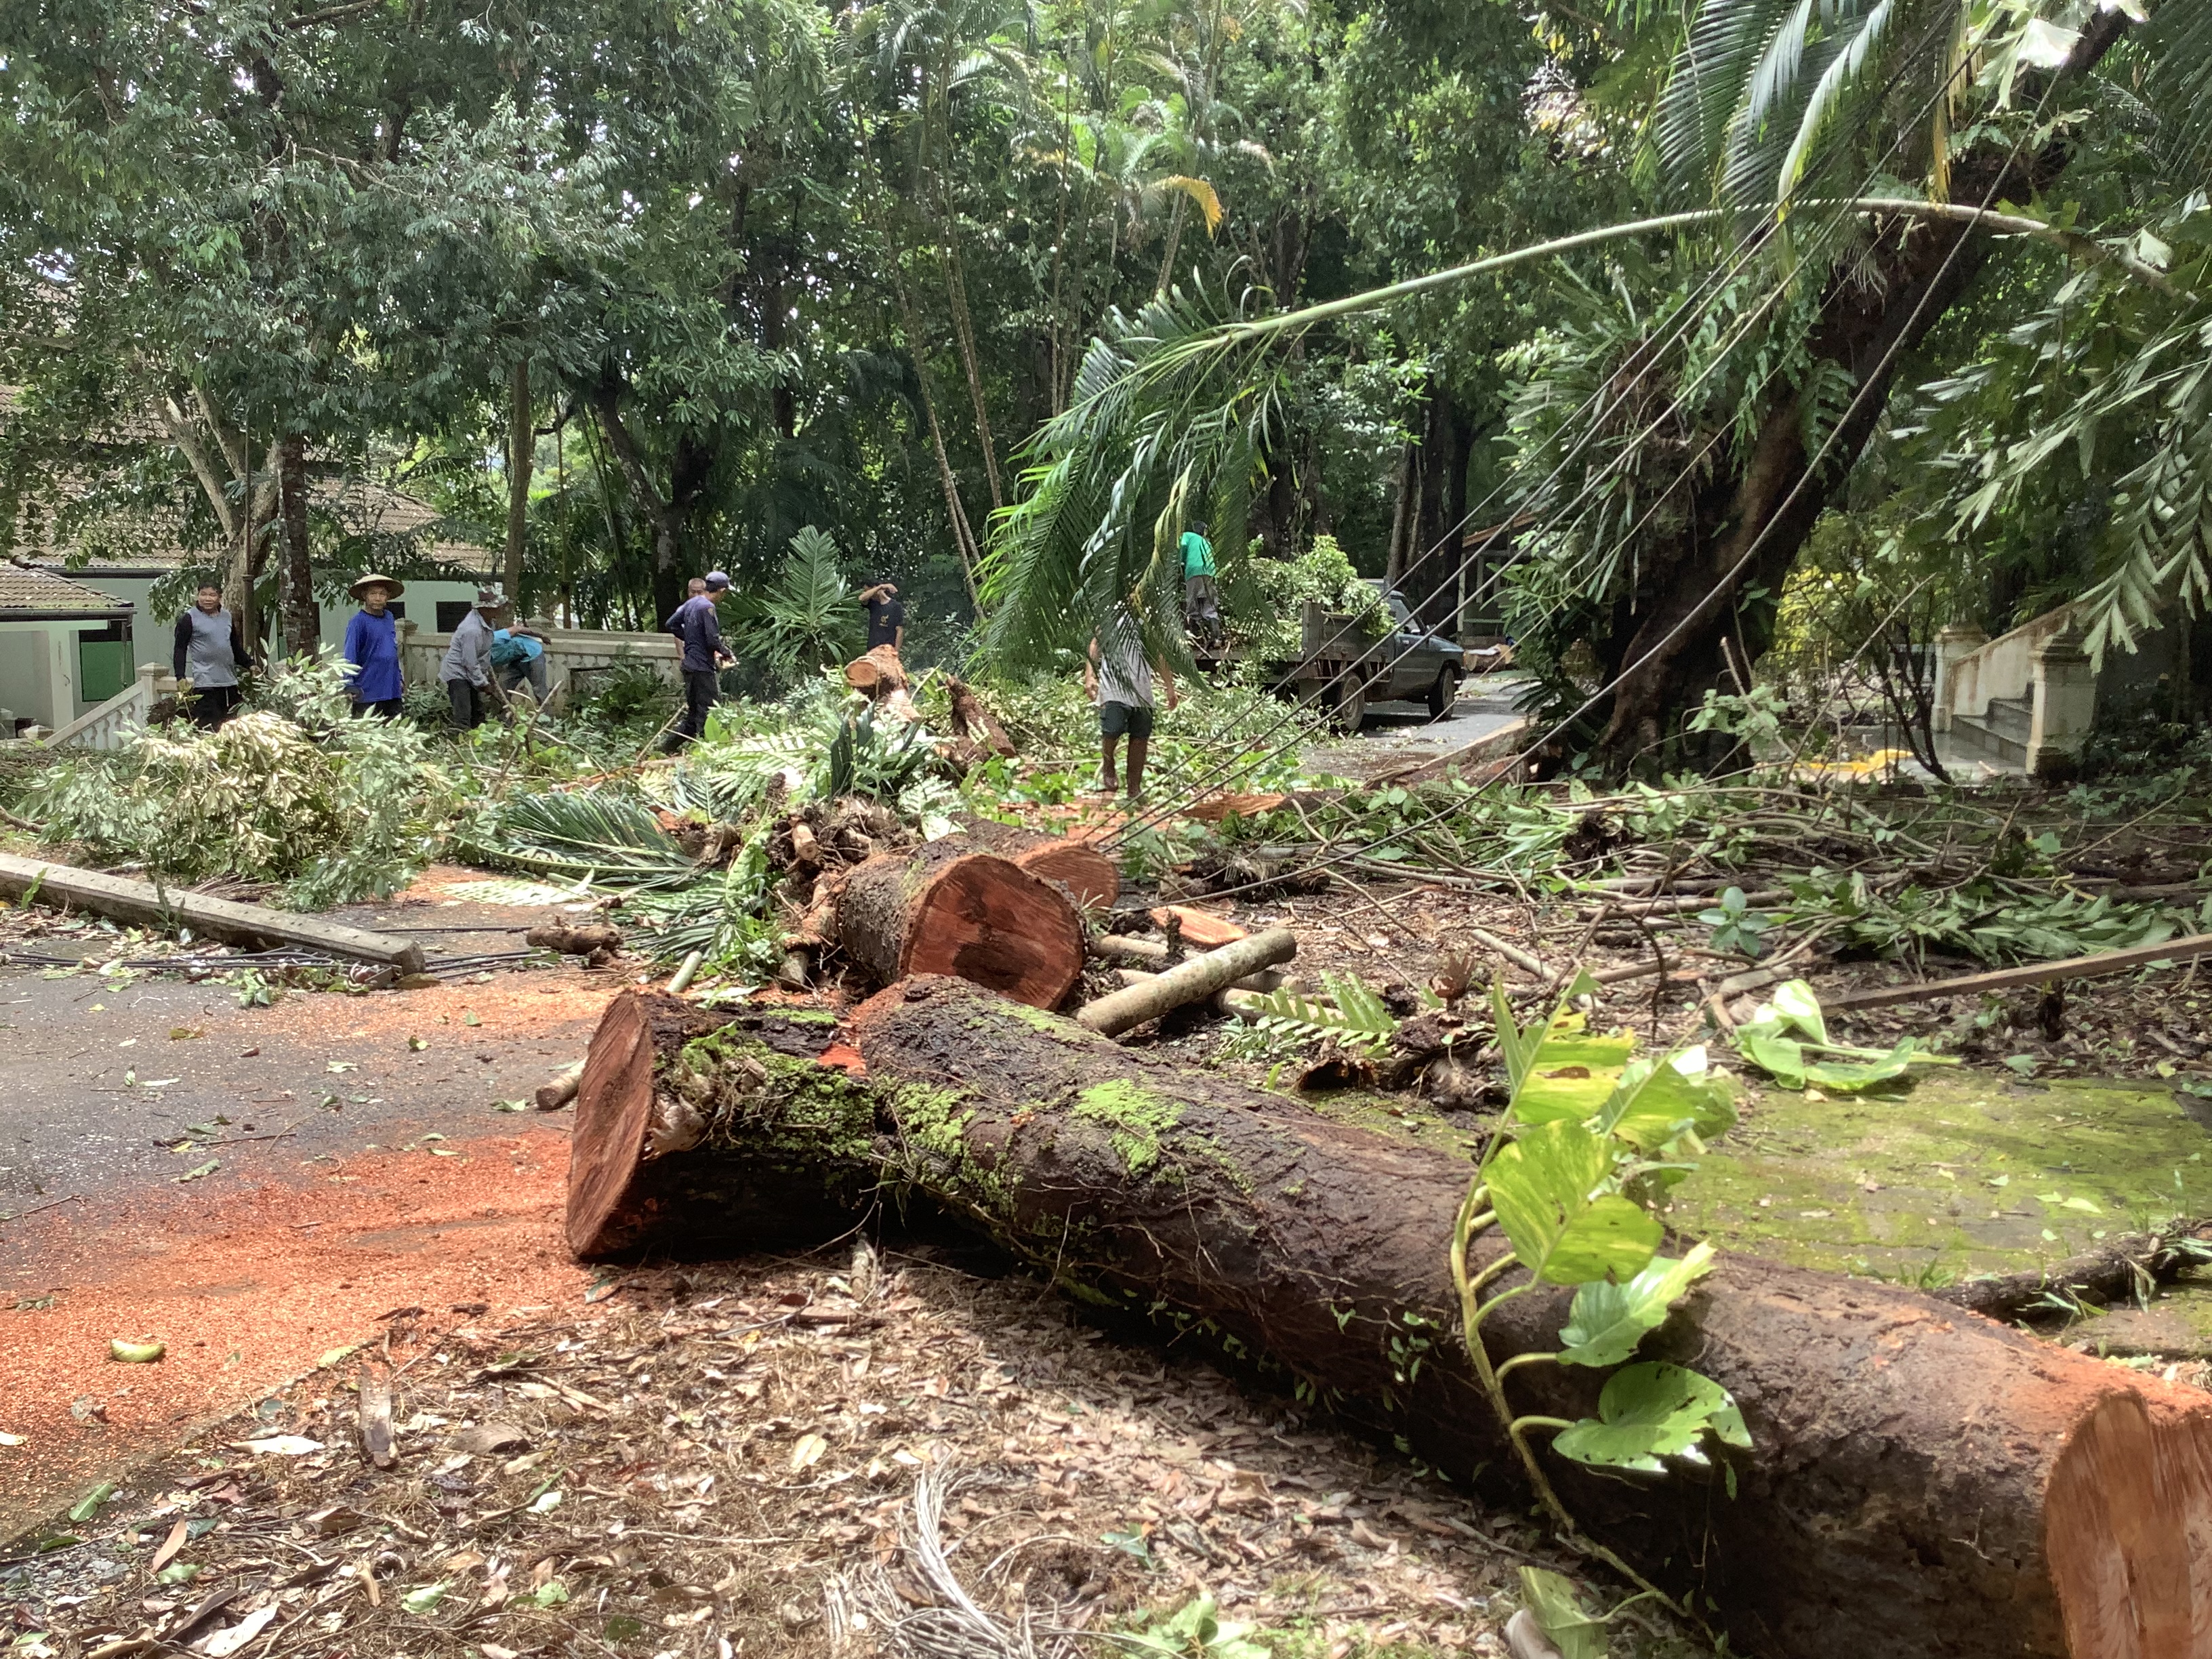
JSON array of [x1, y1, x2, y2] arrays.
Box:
[[1486, 1120, 1662, 1286], [1551, 1362, 1752, 1473], [1516, 1568, 1608, 1659], [1557, 1244, 1717, 1368], [1732, 979, 1954, 1091], [1593, 1047, 1736, 1151]]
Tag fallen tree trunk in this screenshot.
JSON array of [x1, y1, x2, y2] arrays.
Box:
[[831, 839, 1084, 1008], [570, 979, 2212, 1659], [958, 817, 1120, 909]]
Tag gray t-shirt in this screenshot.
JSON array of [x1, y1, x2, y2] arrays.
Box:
[[441, 611, 493, 686], [183, 606, 239, 688], [1095, 637, 1152, 708]]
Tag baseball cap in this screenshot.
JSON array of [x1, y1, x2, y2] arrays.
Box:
[[703, 571, 731, 592]]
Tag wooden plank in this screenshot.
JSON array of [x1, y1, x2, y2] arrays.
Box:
[[0, 852, 426, 973], [1823, 930, 2212, 1011]]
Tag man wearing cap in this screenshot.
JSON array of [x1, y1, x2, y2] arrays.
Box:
[[441, 588, 505, 730], [665, 571, 734, 744], [858, 578, 905, 655], [341, 574, 406, 719]]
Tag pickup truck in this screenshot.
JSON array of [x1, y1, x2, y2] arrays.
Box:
[[1274, 583, 1466, 731]]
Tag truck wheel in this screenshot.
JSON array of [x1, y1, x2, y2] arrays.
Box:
[[1330, 683, 1366, 733], [1427, 669, 1461, 722]]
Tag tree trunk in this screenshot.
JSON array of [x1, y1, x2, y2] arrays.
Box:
[[955, 817, 1118, 910], [830, 841, 1085, 1008], [573, 977, 2212, 1659], [277, 433, 315, 659], [505, 359, 533, 605], [1590, 18, 2130, 771]]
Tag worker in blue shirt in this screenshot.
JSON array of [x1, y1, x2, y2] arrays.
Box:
[[665, 571, 733, 745], [341, 574, 406, 718], [491, 624, 550, 703]]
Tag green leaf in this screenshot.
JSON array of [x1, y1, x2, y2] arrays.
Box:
[[1551, 1362, 1750, 1473], [1557, 1244, 1718, 1368], [66, 1483, 116, 1523], [1516, 1568, 1608, 1659], [1487, 1120, 1662, 1286], [400, 1581, 449, 1615], [1594, 1048, 1736, 1150], [1767, 979, 1828, 1042]]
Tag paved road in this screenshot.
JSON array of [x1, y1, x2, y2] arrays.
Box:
[[1305, 674, 1529, 780]]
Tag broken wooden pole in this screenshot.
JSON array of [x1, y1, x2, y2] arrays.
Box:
[[0, 851, 425, 974], [1076, 928, 1296, 1035], [1824, 929, 2212, 1011], [535, 1061, 586, 1112], [569, 977, 2212, 1659]]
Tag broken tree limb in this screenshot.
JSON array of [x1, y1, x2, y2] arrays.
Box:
[[571, 977, 2212, 1659], [1935, 1225, 2212, 1324], [535, 1061, 586, 1112], [830, 840, 1085, 1008], [1076, 928, 1298, 1035], [0, 851, 424, 974], [1824, 930, 2212, 1011], [957, 818, 1120, 909], [944, 676, 1016, 759]]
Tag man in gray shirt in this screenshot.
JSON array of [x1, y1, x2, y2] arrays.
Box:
[[1084, 615, 1176, 800], [441, 588, 506, 729], [171, 582, 243, 728]]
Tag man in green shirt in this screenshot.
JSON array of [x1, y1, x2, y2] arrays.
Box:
[[1181, 520, 1222, 648]]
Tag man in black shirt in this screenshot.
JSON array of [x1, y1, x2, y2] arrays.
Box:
[[858, 579, 905, 654]]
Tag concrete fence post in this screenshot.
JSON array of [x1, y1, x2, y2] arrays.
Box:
[[1931, 623, 1988, 734], [2028, 628, 2096, 778]]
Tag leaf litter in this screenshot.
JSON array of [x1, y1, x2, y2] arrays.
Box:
[[0, 1244, 1654, 1659]]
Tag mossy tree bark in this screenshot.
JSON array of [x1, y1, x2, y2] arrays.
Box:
[[569, 981, 2212, 1659]]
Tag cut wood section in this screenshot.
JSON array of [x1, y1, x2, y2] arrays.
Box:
[[832, 840, 1084, 1008], [0, 851, 425, 973], [564, 992, 862, 1257], [844, 645, 906, 694], [1078, 928, 1297, 1036], [958, 819, 1120, 909], [578, 975, 2212, 1659], [1824, 930, 2212, 1010], [1149, 905, 1244, 947]]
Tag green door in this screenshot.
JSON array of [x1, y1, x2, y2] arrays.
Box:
[[78, 636, 131, 705]]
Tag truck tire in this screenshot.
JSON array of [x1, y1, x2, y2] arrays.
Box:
[[1427, 668, 1460, 721], [1330, 682, 1366, 733]]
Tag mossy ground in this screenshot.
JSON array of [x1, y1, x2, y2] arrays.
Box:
[[1668, 1069, 2212, 1283]]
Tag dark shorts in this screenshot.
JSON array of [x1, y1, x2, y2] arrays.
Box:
[[188, 684, 242, 729], [1099, 700, 1153, 740]]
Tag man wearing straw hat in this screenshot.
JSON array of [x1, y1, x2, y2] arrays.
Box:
[[341, 573, 406, 719]]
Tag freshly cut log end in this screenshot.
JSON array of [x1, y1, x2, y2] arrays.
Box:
[[565, 991, 869, 1258], [833, 842, 1084, 1008], [2047, 1389, 2212, 1658], [958, 818, 1120, 910]]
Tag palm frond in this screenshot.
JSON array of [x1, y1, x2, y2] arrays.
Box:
[[459, 792, 700, 889]]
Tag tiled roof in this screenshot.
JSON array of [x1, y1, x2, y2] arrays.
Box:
[[0, 560, 131, 613]]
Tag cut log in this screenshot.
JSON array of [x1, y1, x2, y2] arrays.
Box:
[[958, 818, 1120, 909], [571, 977, 2212, 1659], [844, 646, 907, 695], [830, 840, 1084, 1008], [0, 851, 425, 973], [527, 921, 623, 957], [1148, 905, 1244, 947], [564, 992, 867, 1257], [945, 676, 1016, 759], [535, 1060, 586, 1111], [1077, 927, 1296, 1034]]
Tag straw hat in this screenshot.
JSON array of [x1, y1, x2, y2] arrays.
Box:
[[349, 572, 405, 600]]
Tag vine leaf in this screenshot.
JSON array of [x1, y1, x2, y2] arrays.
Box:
[[1551, 1361, 1751, 1473], [1486, 1120, 1662, 1286], [1557, 1243, 1719, 1368], [1516, 1568, 1610, 1659], [1592, 1049, 1736, 1151], [1729, 977, 1953, 1091]]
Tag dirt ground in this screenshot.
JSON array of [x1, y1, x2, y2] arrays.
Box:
[[1, 1244, 1607, 1659]]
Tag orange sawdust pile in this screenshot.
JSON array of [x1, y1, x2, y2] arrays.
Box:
[[0, 1126, 583, 1536]]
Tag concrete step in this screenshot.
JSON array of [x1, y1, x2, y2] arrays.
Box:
[[1950, 712, 2028, 766], [1984, 695, 2032, 741]]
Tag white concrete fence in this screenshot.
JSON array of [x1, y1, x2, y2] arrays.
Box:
[[1931, 604, 2097, 776], [396, 621, 681, 709]]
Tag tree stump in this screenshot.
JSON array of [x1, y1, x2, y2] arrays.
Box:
[[831, 840, 1085, 1007], [568, 978, 2212, 1659]]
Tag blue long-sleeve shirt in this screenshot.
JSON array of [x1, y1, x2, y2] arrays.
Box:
[[342, 609, 403, 702]]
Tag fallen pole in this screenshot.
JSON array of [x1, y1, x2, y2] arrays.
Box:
[[1076, 927, 1298, 1035], [1824, 930, 2212, 1011], [0, 852, 425, 975]]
